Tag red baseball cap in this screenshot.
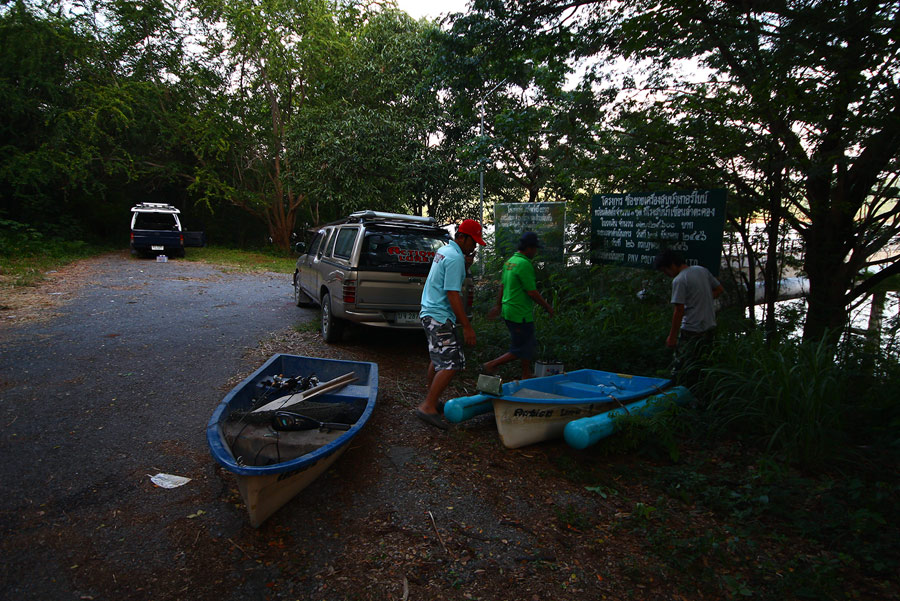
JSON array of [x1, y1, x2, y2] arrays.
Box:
[[457, 219, 486, 246]]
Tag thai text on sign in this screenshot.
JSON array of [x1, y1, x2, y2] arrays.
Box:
[[590, 190, 726, 276]]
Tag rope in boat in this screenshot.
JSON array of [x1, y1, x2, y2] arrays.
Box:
[[607, 393, 630, 414]]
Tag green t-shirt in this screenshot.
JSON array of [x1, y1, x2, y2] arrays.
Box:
[[501, 251, 537, 323]]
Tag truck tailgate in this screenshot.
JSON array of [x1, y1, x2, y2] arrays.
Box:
[[132, 230, 182, 246], [355, 272, 425, 309]]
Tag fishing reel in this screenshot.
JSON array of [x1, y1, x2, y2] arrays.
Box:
[[256, 373, 320, 397]]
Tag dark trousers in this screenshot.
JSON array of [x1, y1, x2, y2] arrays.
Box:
[[671, 328, 716, 389]]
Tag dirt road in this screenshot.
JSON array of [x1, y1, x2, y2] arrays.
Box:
[[0, 254, 315, 599], [0, 253, 668, 601]]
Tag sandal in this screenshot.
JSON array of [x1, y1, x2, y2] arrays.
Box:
[[414, 409, 448, 430]]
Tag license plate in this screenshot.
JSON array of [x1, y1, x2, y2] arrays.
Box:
[[395, 311, 420, 325], [151, 245, 164, 250]]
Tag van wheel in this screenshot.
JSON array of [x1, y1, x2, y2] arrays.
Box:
[[293, 273, 313, 307], [321, 292, 344, 343]]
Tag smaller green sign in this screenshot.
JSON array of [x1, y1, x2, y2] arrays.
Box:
[[495, 202, 566, 261], [591, 190, 726, 276]]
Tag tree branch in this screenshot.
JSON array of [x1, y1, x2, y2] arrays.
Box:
[[848, 258, 900, 303]]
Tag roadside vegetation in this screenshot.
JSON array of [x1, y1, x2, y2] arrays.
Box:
[[0, 220, 295, 295], [183, 245, 296, 274], [464, 262, 899, 600], [0, 219, 111, 289]]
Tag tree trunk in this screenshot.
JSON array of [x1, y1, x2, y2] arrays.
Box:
[[763, 165, 785, 344], [802, 218, 854, 343], [866, 290, 886, 347]]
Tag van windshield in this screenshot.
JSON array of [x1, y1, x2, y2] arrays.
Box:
[[358, 227, 449, 274], [133, 212, 178, 231]]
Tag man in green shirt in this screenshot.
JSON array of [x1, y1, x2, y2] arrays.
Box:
[[484, 232, 554, 379]]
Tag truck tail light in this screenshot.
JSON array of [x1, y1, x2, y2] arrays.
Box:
[[180, 234, 184, 246], [343, 280, 356, 304]]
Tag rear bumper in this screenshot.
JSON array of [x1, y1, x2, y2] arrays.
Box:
[[340, 308, 423, 329]]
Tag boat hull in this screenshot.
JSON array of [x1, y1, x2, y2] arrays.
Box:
[[445, 369, 673, 448], [235, 445, 348, 528], [494, 396, 612, 449], [207, 354, 378, 527]]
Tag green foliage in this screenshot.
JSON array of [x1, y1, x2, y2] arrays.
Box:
[[292, 319, 320, 334], [0, 219, 106, 286], [286, 9, 477, 226], [439, 12, 606, 214], [0, 0, 217, 242], [604, 399, 691, 462], [553, 503, 591, 531], [456, 0, 900, 344], [700, 331, 900, 468], [631, 501, 657, 523], [584, 483, 618, 499], [473, 262, 673, 377], [650, 459, 900, 597]]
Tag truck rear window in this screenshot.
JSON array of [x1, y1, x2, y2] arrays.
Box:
[[358, 229, 449, 274], [133, 212, 178, 231]]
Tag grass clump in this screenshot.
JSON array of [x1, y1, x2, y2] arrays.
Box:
[[700, 331, 899, 468], [183, 245, 296, 274], [471, 263, 673, 376]]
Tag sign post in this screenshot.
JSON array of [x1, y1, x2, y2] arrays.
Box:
[[590, 190, 726, 276]]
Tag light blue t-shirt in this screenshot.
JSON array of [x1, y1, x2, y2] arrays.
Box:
[[419, 240, 465, 324]]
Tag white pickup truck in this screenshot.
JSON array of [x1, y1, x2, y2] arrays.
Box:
[[130, 203, 205, 258]]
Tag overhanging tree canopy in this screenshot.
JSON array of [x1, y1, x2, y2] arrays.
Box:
[[458, 0, 900, 341]]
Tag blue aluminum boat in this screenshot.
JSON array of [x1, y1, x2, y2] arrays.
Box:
[[207, 354, 377, 527]]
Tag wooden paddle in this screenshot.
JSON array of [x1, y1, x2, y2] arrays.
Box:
[[251, 372, 357, 413]]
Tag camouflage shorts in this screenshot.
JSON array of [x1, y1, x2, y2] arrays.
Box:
[[422, 316, 465, 372]]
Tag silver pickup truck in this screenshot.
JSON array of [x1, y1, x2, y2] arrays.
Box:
[[293, 211, 472, 342]]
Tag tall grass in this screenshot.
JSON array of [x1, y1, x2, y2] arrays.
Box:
[[183, 245, 296, 274], [701, 332, 849, 467]]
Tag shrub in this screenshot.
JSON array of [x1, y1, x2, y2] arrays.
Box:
[[700, 332, 890, 468], [1, 219, 101, 286], [472, 263, 673, 376]]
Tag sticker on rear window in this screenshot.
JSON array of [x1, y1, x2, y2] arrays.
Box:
[[388, 247, 436, 263]]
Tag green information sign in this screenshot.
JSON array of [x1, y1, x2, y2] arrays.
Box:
[[495, 202, 566, 261], [591, 190, 726, 276]]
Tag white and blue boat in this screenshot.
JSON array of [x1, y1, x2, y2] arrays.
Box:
[[444, 369, 691, 449], [207, 354, 377, 527]]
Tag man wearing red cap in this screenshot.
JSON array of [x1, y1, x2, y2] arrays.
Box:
[[415, 219, 486, 429]]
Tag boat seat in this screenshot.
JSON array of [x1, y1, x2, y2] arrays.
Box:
[[555, 382, 610, 397], [510, 388, 575, 400]]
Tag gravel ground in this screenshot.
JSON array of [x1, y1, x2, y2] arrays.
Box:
[[0, 252, 627, 601], [0, 253, 313, 599], [3, 253, 897, 601]]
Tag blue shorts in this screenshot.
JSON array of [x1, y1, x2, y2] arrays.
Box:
[[505, 319, 536, 360], [422, 316, 465, 371]]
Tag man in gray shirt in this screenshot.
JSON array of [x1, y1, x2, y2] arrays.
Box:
[[654, 250, 724, 386]]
